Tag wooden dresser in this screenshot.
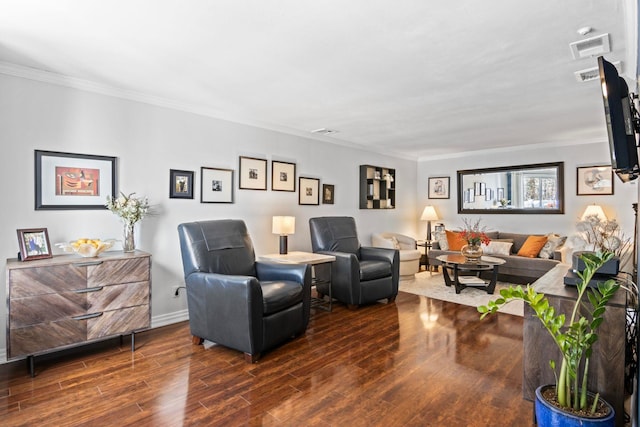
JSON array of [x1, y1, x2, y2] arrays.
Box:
[[6, 251, 151, 372]]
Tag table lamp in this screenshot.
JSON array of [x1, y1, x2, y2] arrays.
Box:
[[272, 216, 295, 254], [420, 206, 439, 242], [581, 204, 607, 221]]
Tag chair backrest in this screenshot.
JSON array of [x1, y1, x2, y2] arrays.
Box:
[[178, 219, 257, 278], [309, 216, 361, 255]]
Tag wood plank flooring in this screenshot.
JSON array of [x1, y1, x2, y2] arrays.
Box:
[[0, 291, 533, 426]]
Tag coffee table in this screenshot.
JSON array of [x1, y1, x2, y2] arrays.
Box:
[[436, 254, 506, 294]]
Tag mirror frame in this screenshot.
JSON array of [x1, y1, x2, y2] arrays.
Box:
[[457, 161, 564, 214]]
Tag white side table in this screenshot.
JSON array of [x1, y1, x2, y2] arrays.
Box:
[[259, 251, 336, 311]]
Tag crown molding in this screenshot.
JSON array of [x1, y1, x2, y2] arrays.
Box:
[[0, 61, 414, 160]]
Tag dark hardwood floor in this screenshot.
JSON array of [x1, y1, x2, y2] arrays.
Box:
[[0, 291, 533, 426]]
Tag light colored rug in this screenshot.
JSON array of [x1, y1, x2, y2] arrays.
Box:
[[399, 271, 524, 317]]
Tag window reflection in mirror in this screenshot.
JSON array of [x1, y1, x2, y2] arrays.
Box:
[[457, 162, 564, 214]]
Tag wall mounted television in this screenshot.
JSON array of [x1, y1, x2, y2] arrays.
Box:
[[598, 56, 640, 182]]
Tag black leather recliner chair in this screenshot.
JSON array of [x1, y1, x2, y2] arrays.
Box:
[[178, 219, 312, 363], [309, 216, 399, 309]]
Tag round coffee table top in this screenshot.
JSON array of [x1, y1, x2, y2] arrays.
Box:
[[436, 254, 506, 266]]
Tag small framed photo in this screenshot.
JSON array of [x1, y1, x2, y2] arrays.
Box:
[[428, 177, 450, 199], [322, 184, 335, 204], [485, 188, 494, 201], [35, 150, 117, 210], [272, 161, 296, 192], [201, 167, 234, 203], [170, 169, 194, 199], [474, 182, 486, 196], [497, 188, 505, 200], [464, 188, 475, 203], [577, 165, 614, 195], [239, 156, 267, 190], [299, 177, 320, 205], [17, 228, 53, 261]]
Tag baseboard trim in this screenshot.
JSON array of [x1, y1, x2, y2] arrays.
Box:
[[0, 309, 190, 364]]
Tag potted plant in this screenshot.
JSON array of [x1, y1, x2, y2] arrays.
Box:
[[478, 251, 620, 426]]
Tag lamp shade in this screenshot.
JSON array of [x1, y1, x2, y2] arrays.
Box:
[[420, 206, 439, 221], [272, 216, 296, 235], [581, 205, 607, 221]]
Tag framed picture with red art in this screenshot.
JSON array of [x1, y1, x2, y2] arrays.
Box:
[[34, 150, 117, 210]]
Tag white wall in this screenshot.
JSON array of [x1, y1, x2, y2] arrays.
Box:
[[417, 143, 638, 244], [0, 73, 418, 358]]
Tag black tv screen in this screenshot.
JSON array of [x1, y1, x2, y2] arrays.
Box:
[[598, 56, 640, 182]]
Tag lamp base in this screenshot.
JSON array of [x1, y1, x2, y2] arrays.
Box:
[[279, 235, 288, 255]]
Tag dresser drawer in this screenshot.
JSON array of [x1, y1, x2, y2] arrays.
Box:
[[9, 264, 87, 297], [10, 281, 150, 327], [87, 305, 150, 340], [88, 258, 150, 286]]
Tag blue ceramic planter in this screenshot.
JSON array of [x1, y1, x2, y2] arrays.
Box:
[[535, 385, 615, 427]]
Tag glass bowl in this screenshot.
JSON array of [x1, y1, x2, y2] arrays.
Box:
[[56, 239, 116, 257]]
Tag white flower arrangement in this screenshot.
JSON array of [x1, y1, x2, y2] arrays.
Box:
[[105, 192, 150, 225], [576, 213, 629, 256]]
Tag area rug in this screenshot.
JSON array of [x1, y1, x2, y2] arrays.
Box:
[[399, 271, 524, 317]]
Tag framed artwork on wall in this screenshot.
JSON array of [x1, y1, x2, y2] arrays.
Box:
[[428, 177, 450, 199], [169, 169, 194, 199], [34, 150, 117, 210], [322, 184, 335, 204], [576, 165, 614, 195], [271, 160, 296, 192], [299, 177, 320, 205], [17, 228, 53, 261], [201, 167, 234, 203], [239, 156, 267, 190]]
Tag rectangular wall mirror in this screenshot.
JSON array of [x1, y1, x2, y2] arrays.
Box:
[[457, 162, 564, 214]]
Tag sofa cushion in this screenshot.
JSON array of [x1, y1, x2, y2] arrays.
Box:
[[433, 230, 449, 250], [446, 230, 466, 251], [538, 233, 567, 259], [482, 240, 513, 256], [518, 235, 549, 258]]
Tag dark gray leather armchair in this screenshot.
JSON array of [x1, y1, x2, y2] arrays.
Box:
[[309, 216, 399, 309], [178, 219, 312, 363]]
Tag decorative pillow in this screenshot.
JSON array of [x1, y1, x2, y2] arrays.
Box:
[[538, 233, 567, 259], [481, 241, 514, 256], [433, 230, 449, 250], [517, 235, 549, 258], [446, 230, 466, 251]]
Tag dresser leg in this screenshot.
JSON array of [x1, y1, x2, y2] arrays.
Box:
[[26, 355, 35, 377], [131, 332, 136, 352]]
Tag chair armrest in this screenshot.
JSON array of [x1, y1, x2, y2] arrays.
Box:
[[185, 272, 262, 352], [360, 246, 397, 264], [255, 261, 311, 287]]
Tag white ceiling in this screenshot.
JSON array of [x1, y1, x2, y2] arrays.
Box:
[[0, 0, 636, 160]]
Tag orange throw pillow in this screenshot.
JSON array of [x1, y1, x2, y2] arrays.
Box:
[[517, 235, 548, 258], [446, 230, 467, 251]]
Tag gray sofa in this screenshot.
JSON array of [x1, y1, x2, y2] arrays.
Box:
[[428, 231, 564, 284]]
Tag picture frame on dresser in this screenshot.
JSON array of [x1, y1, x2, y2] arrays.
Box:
[[17, 228, 53, 261], [35, 150, 117, 210]]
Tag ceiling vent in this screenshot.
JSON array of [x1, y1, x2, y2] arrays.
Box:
[[574, 61, 621, 83], [311, 128, 339, 135], [569, 33, 610, 59]]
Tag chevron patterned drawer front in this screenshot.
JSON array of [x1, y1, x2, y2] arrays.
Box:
[[6, 251, 151, 360]]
